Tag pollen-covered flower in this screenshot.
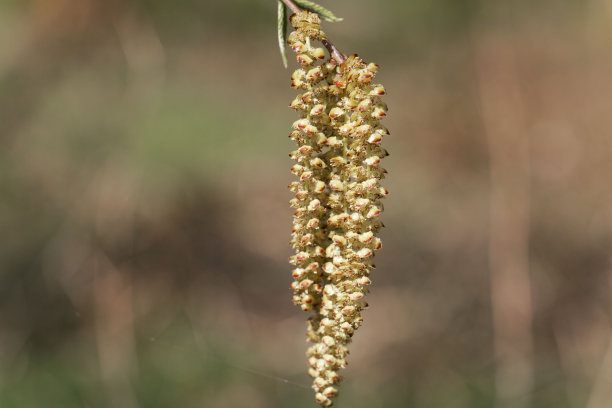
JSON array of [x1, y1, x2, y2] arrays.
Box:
[[286, 9, 388, 407]]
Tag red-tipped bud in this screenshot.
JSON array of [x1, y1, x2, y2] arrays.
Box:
[[297, 54, 314, 66], [328, 107, 345, 119], [311, 47, 326, 59], [329, 179, 344, 191], [367, 133, 383, 144], [310, 104, 325, 115], [306, 218, 320, 228], [369, 84, 386, 95], [364, 156, 381, 166], [307, 199, 321, 211]]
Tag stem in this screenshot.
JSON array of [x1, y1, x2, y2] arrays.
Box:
[[280, 0, 300, 14], [280, 0, 347, 64], [322, 38, 346, 65]]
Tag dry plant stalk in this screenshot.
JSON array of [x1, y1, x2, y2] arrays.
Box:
[[284, 8, 389, 406]]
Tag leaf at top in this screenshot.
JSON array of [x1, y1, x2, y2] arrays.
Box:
[[277, 1, 288, 68], [292, 0, 343, 22]]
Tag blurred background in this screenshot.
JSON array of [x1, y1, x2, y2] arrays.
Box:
[[1, 0, 612, 407]]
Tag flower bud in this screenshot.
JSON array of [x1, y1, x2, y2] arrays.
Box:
[[311, 47, 326, 59], [310, 104, 325, 115], [364, 156, 380, 166], [369, 84, 386, 95], [367, 62, 379, 73], [340, 322, 352, 332], [339, 123, 355, 135], [322, 387, 338, 398], [332, 235, 347, 246], [292, 42, 305, 53], [323, 354, 337, 365], [357, 248, 373, 258], [366, 206, 381, 218], [371, 237, 382, 250], [310, 157, 326, 168], [367, 133, 383, 144], [362, 178, 378, 190], [301, 233, 314, 244], [343, 98, 358, 109], [290, 164, 303, 174], [353, 124, 371, 136], [358, 231, 374, 243], [329, 156, 347, 166], [322, 262, 335, 274], [325, 136, 342, 147], [315, 393, 331, 406], [323, 284, 336, 296], [290, 97, 305, 110], [329, 179, 344, 191], [292, 119, 309, 130], [300, 279, 314, 288], [356, 276, 372, 286], [322, 336, 335, 346], [349, 292, 365, 300], [358, 70, 373, 82], [357, 99, 372, 112], [295, 252, 309, 261], [306, 218, 320, 228], [307, 67, 322, 81], [297, 54, 314, 66], [313, 180, 326, 193], [342, 305, 356, 315], [354, 198, 370, 209], [329, 107, 345, 119], [371, 106, 387, 118], [300, 171, 313, 181], [308, 199, 321, 211], [333, 78, 346, 88], [313, 377, 328, 389]]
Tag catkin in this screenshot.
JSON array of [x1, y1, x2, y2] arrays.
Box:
[[287, 10, 388, 407]]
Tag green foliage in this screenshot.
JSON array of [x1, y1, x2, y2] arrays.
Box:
[[292, 0, 343, 22], [278, 1, 289, 68]]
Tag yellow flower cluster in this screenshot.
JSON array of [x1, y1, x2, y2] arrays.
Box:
[[287, 10, 389, 407]]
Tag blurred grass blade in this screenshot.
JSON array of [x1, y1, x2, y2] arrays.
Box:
[[293, 0, 343, 22], [278, 1, 288, 68]]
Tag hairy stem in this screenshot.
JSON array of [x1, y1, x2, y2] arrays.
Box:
[[280, 0, 347, 64]]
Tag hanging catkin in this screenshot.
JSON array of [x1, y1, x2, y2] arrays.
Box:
[[287, 10, 388, 407]]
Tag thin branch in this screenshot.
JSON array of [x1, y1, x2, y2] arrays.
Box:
[[321, 38, 345, 65], [280, 0, 300, 14], [280, 0, 347, 64]]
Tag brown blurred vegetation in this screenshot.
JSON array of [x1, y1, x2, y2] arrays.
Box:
[[1, 0, 612, 407]]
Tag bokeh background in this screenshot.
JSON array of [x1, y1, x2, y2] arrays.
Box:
[[2, 0, 612, 407]]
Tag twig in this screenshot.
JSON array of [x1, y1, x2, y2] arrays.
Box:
[[322, 38, 346, 65], [280, 0, 300, 14], [280, 0, 347, 64]]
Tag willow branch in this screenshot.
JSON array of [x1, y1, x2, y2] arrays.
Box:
[[321, 38, 345, 65], [280, 0, 347, 64], [281, 0, 300, 14]]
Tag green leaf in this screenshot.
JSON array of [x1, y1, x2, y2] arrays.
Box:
[[277, 1, 288, 68], [292, 0, 343, 22]]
